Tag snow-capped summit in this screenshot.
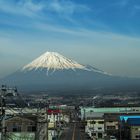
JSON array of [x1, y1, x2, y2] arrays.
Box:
[[22, 51, 87, 71], [1, 51, 139, 93]]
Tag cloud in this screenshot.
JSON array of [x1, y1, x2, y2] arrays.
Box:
[[112, 0, 129, 7], [134, 5, 140, 10], [118, 0, 129, 7], [0, 0, 91, 18], [45, 0, 91, 15], [0, 0, 94, 38], [0, 0, 139, 40], [1, 24, 140, 78], [0, 0, 92, 31], [0, 0, 140, 78], [128, 5, 140, 17], [0, 0, 42, 18], [18, 0, 44, 12], [133, 5, 140, 13]]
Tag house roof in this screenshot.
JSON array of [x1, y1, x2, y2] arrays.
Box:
[[47, 109, 61, 115], [0, 114, 37, 122], [120, 116, 140, 125]]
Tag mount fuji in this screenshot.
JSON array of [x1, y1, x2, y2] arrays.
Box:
[[1, 52, 140, 93]]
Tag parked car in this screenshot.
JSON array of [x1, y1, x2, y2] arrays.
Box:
[[110, 136, 117, 140]]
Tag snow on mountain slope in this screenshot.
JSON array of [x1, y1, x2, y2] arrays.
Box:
[[2, 51, 139, 92], [22, 52, 87, 71], [22, 51, 109, 75]]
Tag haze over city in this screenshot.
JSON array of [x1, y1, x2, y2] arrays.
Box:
[[0, 0, 140, 78], [1, 1, 140, 140]]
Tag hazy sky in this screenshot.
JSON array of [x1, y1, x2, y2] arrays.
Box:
[[0, 0, 140, 78]]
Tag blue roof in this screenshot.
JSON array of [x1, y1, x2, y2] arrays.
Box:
[[127, 119, 140, 125], [120, 116, 140, 125], [120, 116, 140, 121]]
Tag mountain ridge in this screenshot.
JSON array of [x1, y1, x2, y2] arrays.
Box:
[[0, 51, 140, 93], [22, 52, 87, 71], [21, 51, 108, 76]]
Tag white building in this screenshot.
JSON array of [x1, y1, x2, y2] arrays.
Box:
[[85, 113, 105, 140]]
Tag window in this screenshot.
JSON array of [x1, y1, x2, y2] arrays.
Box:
[[92, 133, 96, 136], [98, 121, 104, 124], [98, 133, 103, 138], [32, 126, 36, 132], [107, 126, 116, 130], [98, 127, 102, 130], [13, 126, 21, 132], [29, 122, 34, 125], [136, 135, 140, 138], [91, 121, 95, 124], [27, 126, 36, 132]]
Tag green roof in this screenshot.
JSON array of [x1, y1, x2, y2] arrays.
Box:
[[80, 107, 140, 115]]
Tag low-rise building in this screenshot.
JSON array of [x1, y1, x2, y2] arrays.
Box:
[[120, 116, 140, 140], [104, 114, 119, 137], [80, 107, 140, 140], [85, 113, 105, 140], [80, 107, 140, 120], [0, 115, 37, 140]]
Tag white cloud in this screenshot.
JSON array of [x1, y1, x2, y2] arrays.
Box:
[[0, 0, 92, 31], [45, 0, 91, 15], [134, 5, 140, 10], [1, 27, 140, 78], [18, 0, 44, 12], [0, 0, 40, 18], [0, 0, 91, 17], [112, 0, 129, 7], [118, 0, 129, 7]]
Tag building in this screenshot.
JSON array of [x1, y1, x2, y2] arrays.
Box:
[[47, 108, 70, 140], [0, 115, 37, 140], [80, 107, 140, 120], [120, 116, 140, 140], [85, 113, 105, 140], [80, 107, 140, 140], [104, 114, 119, 137]]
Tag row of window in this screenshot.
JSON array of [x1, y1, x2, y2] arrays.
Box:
[[107, 126, 116, 130], [136, 135, 140, 138], [92, 132, 103, 138], [89, 121, 104, 124], [11, 126, 36, 132]]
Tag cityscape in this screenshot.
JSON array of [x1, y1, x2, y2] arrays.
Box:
[[1, 85, 140, 140], [0, 0, 140, 140]]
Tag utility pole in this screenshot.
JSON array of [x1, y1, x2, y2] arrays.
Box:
[[45, 100, 50, 140], [35, 102, 40, 140], [35, 99, 49, 140], [1, 98, 6, 140], [45, 101, 51, 140], [45, 108, 48, 140], [120, 121, 122, 140], [0, 85, 7, 140], [0, 85, 18, 140]]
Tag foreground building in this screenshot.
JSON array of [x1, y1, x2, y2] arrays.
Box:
[[80, 107, 140, 140], [104, 114, 119, 137], [120, 116, 140, 140], [0, 106, 70, 140], [0, 115, 37, 140], [85, 112, 105, 139]]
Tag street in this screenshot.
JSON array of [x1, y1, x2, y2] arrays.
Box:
[[60, 122, 91, 140]]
